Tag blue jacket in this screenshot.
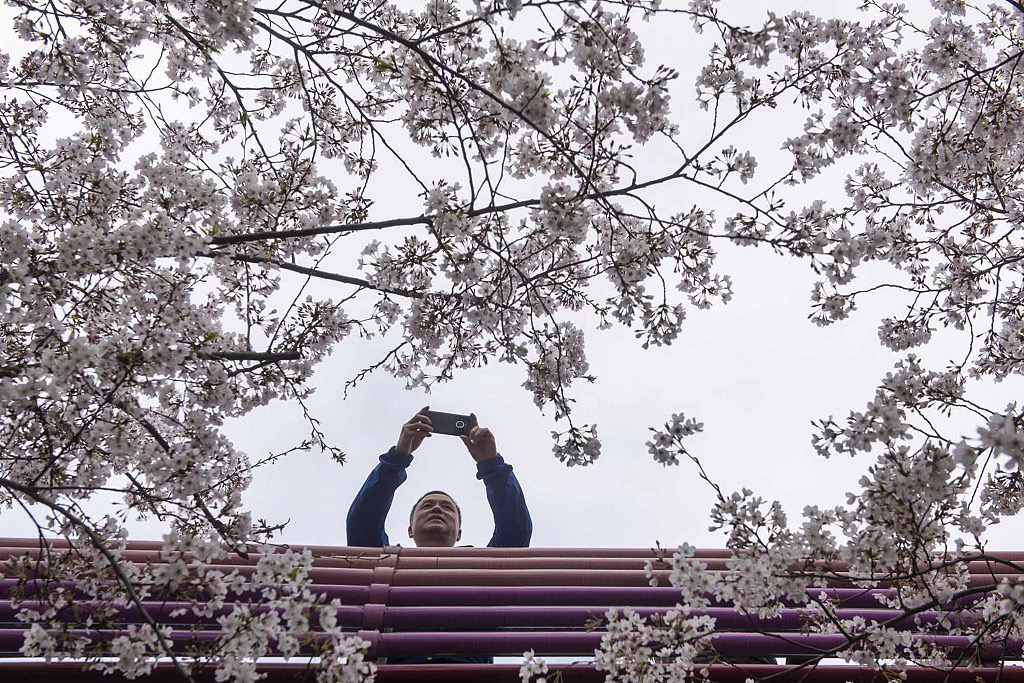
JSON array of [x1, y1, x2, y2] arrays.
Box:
[[346, 447, 532, 548], [346, 448, 532, 664]]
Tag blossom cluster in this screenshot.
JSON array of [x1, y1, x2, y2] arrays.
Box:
[[518, 648, 548, 683], [646, 413, 704, 467]]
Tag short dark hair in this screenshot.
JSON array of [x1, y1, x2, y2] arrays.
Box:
[[410, 490, 462, 526]]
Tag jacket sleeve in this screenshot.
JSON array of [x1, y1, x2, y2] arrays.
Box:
[[346, 447, 413, 547], [477, 455, 532, 548]]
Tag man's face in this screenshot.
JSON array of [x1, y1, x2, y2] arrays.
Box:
[[408, 493, 462, 547]]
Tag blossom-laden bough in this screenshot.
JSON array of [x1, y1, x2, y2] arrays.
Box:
[[595, 3, 1024, 678], [3, 0, 1024, 679]]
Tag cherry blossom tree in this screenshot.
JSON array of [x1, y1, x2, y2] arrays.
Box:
[[3, 0, 1024, 679], [596, 0, 1024, 679]]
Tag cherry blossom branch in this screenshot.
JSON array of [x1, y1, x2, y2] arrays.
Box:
[[198, 350, 301, 362], [207, 214, 431, 245], [128, 416, 254, 557], [219, 253, 426, 298], [0, 476, 196, 683]]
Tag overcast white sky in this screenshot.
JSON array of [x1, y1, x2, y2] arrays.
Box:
[[228, 0, 1024, 553], [4, 0, 1023, 554], [230, 247, 1021, 551]]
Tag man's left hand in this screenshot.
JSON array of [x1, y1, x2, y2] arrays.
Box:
[[461, 414, 497, 462]]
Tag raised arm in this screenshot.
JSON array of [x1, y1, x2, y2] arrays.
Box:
[[346, 408, 433, 547], [461, 417, 533, 548], [477, 456, 532, 547]]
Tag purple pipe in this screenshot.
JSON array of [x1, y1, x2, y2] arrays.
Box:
[[0, 549, 393, 570], [367, 630, 1024, 659], [375, 606, 976, 631], [6, 565, 679, 588], [0, 599, 978, 632], [0, 581, 951, 610], [360, 605, 975, 631], [0, 578, 373, 605], [0, 540, 727, 558], [17, 539, 985, 572], [372, 663, 1024, 683], [8, 546, 1023, 576], [382, 585, 907, 608], [0, 548, 726, 571], [0, 662, 1022, 683], [6, 563, 1014, 591], [388, 546, 733, 558], [0, 627, 222, 652], [8, 538, 1024, 564], [1, 627, 1018, 659], [0, 601, 369, 628], [3, 580, 991, 612], [387, 568, 668, 587]]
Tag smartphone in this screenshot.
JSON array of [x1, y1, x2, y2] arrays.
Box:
[[421, 410, 477, 436]]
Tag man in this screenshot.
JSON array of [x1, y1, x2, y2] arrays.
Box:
[[346, 407, 532, 548]]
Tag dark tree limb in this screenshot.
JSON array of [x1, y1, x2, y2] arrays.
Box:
[[208, 215, 431, 245], [199, 351, 302, 362], [221, 253, 426, 299]]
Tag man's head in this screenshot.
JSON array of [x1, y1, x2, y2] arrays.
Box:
[[408, 490, 462, 547]]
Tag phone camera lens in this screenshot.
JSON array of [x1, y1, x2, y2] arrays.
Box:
[[455, 421, 466, 428]]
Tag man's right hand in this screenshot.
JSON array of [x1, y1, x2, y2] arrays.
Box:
[[396, 407, 433, 456]]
